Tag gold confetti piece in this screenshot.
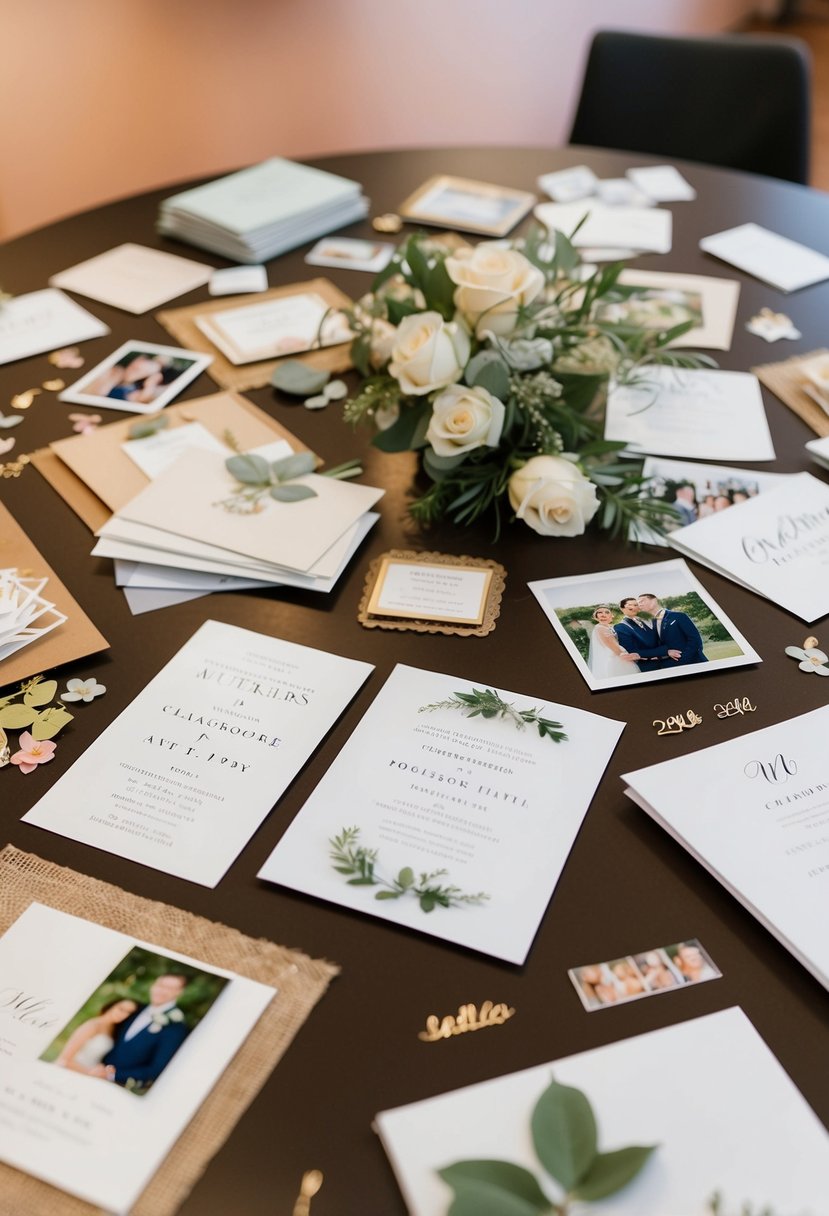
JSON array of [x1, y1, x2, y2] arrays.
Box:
[[48, 346, 84, 368], [804, 636, 820, 650], [372, 212, 403, 234], [41, 378, 65, 392], [11, 389, 41, 410]]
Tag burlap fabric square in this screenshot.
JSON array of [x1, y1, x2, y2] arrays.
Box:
[[0, 846, 339, 1216]]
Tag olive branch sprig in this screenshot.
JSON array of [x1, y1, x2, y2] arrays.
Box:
[[329, 826, 489, 913], [419, 688, 567, 744]]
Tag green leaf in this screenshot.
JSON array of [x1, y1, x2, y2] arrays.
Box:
[[397, 866, 415, 889], [371, 399, 431, 452], [439, 1161, 551, 1216], [347, 877, 378, 886], [226, 453, 270, 485], [128, 416, 169, 440], [419, 893, 437, 912], [269, 484, 318, 502], [530, 1076, 597, 1192], [271, 451, 316, 481], [570, 1145, 657, 1201], [375, 890, 402, 900], [23, 679, 57, 707], [386, 296, 419, 326], [0, 705, 38, 729], [31, 707, 73, 740], [422, 447, 466, 481], [465, 351, 510, 400], [271, 360, 331, 396], [405, 238, 431, 291], [424, 259, 456, 319]]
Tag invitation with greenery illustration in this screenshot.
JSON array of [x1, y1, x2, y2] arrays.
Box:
[[376, 1008, 829, 1214], [259, 664, 623, 963]]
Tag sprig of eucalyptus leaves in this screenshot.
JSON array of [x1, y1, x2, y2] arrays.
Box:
[[419, 688, 567, 744], [329, 826, 489, 913], [440, 1075, 656, 1214], [216, 451, 363, 514]]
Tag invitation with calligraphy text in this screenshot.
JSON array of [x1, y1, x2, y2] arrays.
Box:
[[0, 903, 273, 1213], [624, 705, 829, 990], [667, 472, 829, 621], [259, 664, 624, 964], [23, 621, 373, 886]]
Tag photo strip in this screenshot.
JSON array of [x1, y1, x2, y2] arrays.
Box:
[[529, 558, 760, 691], [569, 938, 721, 1011]]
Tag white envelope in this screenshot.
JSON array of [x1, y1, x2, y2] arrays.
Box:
[[700, 222, 829, 292]]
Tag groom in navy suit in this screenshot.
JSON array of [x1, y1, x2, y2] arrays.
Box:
[[614, 597, 682, 672], [637, 593, 708, 666], [92, 973, 189, 1090]]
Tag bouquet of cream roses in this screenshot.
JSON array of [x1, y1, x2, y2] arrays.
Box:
[[342, 229, 710, 539]]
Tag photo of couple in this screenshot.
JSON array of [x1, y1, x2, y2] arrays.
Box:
[[60, 339, 211, 415], [571, 938, 721, 1011], [530, 558, 760, 690], [40, 946, 228, 1096]]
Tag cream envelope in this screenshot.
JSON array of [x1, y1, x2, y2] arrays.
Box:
[[50, 243, 213, 313], [115, 448, 384, 573]]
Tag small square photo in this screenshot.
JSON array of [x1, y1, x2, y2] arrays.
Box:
[[59, 340, 212, 414], [39, 945, 228, 1095]]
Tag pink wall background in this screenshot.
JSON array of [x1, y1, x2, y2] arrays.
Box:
[[0, 0, 759, 240]]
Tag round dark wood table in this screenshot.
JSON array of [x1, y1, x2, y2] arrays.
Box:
[[1, 148, 827, 1215]]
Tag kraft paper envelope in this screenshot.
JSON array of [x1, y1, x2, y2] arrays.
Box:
[[33, 391, 313, 532], [0, 502, 108, 690]]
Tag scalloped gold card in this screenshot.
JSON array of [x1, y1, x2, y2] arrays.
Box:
[[358, 550, 505, 636]]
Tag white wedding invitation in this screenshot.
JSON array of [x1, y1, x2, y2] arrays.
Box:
[[667, 472, 829, 622], [259, 664, 623, 964], [23, 620, 373, 886], [700, 221, 829, 292], [194, 293, 352, 365], [624, 705, 829, 989], [0, 288, 109, 366], [376, 1007, 829, 1215], [806, 434, 829, 472], [604, 366, 775, 460], [0, 902, 274, 1213]]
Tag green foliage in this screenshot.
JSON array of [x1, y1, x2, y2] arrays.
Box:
[[0, 676, 73, 742], [220, 448, 362, 513], [419, 688, 567, 743], [440, 1075, 656, 1214], [128, 415, 169, 440], [270, 359, 331, 397]]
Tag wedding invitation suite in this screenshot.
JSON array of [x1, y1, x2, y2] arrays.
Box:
[[604, 366, 775, 460], [0, 902, 274, 1213], [375, 1008, 829, 1215], [667, 472, 829, 621], [623, 705, 829, 989], [23, 621, 373, 886], [258, 664, 624, 964], [0, 288, 108, 365]]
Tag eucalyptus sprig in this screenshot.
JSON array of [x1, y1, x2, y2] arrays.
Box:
[[216, 451, 363, 514], [440, 1075, 656, 1215], [329, 826, 489, 913], [419, 688, 567, 744]]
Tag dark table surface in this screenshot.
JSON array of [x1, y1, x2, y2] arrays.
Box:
[[1, 147, 828, 1216]]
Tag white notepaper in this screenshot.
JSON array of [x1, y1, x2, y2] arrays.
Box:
[[0, 288, 109, 366], [537, 165, 599, 203], [376, 1008, 829, 1215], [624, 705, 829, 989], [23, 620, 373, 886], [0, 903, 274, 1213], [208, 265, 268, 296], [50, 244, 213, 314], [626, 164, 696, 202], [121, 422, 230, 479], [535, 201, 672, 253], [667, 471, 829, 621], [259, 663, 623, 964], [604, 366, 775, 460], [700, 222, 829, 292]]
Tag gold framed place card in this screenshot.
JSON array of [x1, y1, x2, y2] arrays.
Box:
[[397, 175, 536, 237], [358, 550, 505, 636]]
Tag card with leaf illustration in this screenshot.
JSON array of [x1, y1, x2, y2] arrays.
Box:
[[258, 663, 623, 964], [376, 1007, 829, 1215]]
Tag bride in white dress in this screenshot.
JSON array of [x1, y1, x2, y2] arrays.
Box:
[[588, 605, 639, 678], [55, 997, 138, 1073]]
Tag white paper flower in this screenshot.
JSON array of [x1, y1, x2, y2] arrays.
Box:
[[784, 645, 829, 675], [61, 677, 107, 703]]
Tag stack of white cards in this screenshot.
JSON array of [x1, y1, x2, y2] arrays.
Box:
[[0, 569, 67, 664], [157, 158, 370, 264], [90, 429, 383, 598]]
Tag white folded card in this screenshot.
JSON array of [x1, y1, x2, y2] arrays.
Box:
[[258, 663, 624, 965], [0, 288, 109, 366], [623, 705, 829, 990], [667, 471, 829, 622], [121, 421, 232, 479], [700, 221, 829, 292], [806, 433, 829, 471], [604, 366, 775, 461], [0, 902, 275, 1213], [376, 1007, 829, 1215], [535, 201, 672, 253], [537, 164, 599, 203], [626, 164, 696, 202], [22, 620, 374, 886], [50, 243, 213, 313]]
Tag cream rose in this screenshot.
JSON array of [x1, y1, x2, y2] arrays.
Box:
[[388, 312, 470, 396], [446, 243, 545, 338], [508, 455, 599, 537], [426, 384, 505, 458]]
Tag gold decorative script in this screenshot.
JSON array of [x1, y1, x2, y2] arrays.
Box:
[[714, 697, 757, 719], [652, 710, 703, 736], [418, 1000, 515, 1042]]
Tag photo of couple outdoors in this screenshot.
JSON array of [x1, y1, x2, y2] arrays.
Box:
[[40, 946, 228, 1096], [587, 593, 710, 680]]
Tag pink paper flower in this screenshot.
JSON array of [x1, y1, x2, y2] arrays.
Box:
[[11, 731, 57, 774], [69, 413, 102, 435]]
